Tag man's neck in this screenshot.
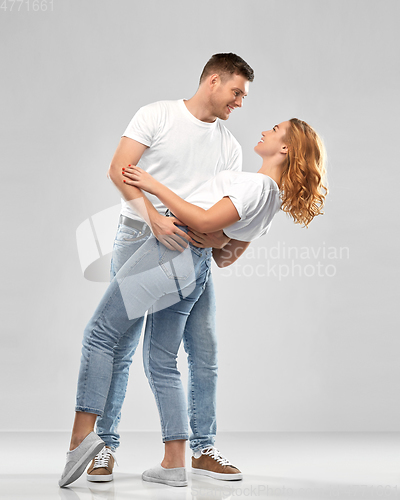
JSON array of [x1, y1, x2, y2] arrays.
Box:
[[183, 95, 217, 123]]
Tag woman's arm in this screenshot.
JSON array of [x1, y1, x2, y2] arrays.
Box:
[[122, 166, 240, 233], [212, 239, 251, 268]]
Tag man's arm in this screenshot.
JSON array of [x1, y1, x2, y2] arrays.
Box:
[[108, 137, 149, 216], [212, 239, 251, 268], [108, 137, 191, 251]]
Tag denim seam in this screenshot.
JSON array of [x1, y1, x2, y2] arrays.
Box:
[[75, 405, 103, 416], [79, 334, 92, 412], [201, 266, 211, 292], [188, 244, 203, 258], [163, 433, 189, 442], [188, 353, 198, 436], [186, 268, 215, 451], [186, 257, 213, 440], [114, 233, 149, 245], [145, 311, 166, 440], [184, 315, 205, 440]]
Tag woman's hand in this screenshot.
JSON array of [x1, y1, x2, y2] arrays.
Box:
[[122, 165, 160, 195], [187, 228, 231, 249]]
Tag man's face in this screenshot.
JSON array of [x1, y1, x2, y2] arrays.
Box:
[[209, 73, 250, 120]]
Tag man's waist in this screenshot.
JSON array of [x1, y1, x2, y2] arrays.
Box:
[[119, 215, 150, 232], [120, 200, 165, 223]]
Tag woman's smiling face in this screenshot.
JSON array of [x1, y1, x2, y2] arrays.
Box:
[[254, 121, 291, 157]]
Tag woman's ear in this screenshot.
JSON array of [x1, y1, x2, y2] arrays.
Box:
[[280, 145, 289, 156]]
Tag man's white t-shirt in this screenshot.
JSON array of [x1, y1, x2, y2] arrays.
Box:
[[185, 170, 282, 242], [121, 99, 242, 221]]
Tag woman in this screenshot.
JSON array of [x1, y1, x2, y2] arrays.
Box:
[[59, 118, 327, 487]]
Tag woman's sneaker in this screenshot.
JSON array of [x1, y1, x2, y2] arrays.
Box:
[[142, 463, 188, 487], [87, 447, 117, 482], [191, 446, 243, 480]]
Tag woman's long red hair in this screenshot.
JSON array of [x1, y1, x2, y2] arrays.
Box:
[[280, 118, 328, 227]]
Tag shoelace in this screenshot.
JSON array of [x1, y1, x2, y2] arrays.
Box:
[[201, 446, 232, 466], [93, 447, 118, 469]]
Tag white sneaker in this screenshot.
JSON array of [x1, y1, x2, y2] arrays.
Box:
[[142, 463, 188, 487], [59, 432, 105, 487]]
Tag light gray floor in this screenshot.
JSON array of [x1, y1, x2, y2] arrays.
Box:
[[1, 432, 400, 499]]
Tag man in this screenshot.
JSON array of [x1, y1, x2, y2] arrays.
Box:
[[86, 53, 254, 486]]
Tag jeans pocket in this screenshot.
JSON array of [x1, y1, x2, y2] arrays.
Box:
[[159, 246, 197, 281], [115, 223, 149, 244]]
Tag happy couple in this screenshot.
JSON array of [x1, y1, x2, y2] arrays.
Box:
[[59, 52, 327, 488]]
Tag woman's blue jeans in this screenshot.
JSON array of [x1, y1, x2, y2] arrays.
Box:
[[75, 222, 217, 449]]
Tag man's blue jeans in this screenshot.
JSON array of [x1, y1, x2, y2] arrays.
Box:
[[76, 221, 218, 451]]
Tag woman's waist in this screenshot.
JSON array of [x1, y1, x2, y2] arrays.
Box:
[[165, 209, 212, 256]]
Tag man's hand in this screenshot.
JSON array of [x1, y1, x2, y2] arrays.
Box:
[[187, 228, 230, 249], [150, 214, 194, 252]]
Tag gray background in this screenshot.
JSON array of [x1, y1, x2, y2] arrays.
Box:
[[1, 0, 399, 433]]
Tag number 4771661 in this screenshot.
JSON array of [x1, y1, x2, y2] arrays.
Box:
[[1, 0, 54, 11]]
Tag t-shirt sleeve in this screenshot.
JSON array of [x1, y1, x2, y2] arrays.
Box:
[[227, 144, 242, 173], [122, 103, 160, 147], [223, 176, 280, 241], [219, 127, 243, 173], [225, 178, 265, 221]]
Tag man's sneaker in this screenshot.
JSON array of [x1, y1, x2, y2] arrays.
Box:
[[191, 446, 243, 481], [87, 447, 117, 482], [59, 432, 105, 487]]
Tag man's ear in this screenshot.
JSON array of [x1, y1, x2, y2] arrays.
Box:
[[209, 73, 221, 89]]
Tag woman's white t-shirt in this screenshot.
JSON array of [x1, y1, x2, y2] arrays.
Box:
[[185, 170, 281, 242]]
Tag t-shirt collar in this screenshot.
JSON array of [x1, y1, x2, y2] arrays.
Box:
[[178, 99, 218, 129]]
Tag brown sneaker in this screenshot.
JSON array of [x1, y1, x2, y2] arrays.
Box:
[[191, 446, 242, 481], [86, 447, 116, 482]]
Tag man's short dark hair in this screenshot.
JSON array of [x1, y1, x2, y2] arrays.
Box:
[[199, 53, 254, 84]]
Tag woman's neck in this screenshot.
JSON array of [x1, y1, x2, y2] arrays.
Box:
[[257, 160, 284, 189]]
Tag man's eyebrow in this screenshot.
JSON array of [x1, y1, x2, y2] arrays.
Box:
[[234, 87, 247, 96]]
